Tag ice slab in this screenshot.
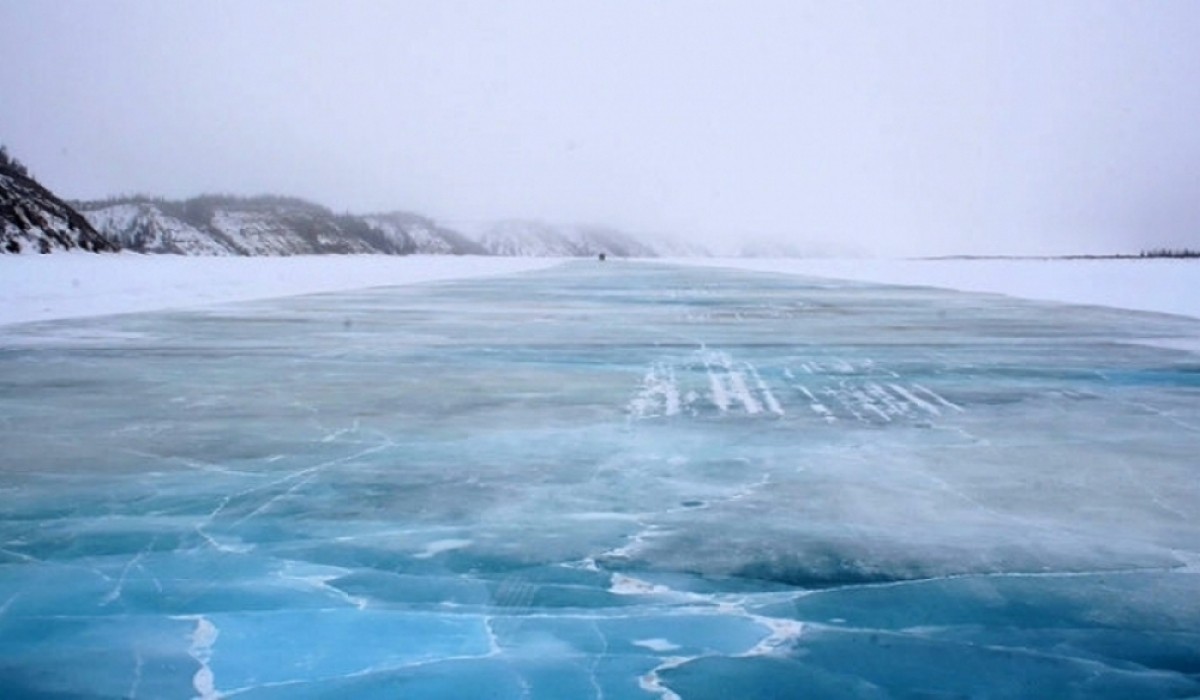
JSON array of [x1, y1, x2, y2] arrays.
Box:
[[1, 261, 1199, 698]]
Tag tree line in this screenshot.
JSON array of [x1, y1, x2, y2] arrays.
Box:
[[1139, 248, 1199, 259], [0, 144, 30, 178]]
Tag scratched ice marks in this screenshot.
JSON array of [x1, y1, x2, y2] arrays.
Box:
[[629, 349, 962, 425]]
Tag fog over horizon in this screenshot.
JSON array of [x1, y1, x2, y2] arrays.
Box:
[[2, 1, 1199, 257]]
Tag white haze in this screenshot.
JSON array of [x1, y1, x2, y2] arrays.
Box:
[[2, 1, 1199, 256]]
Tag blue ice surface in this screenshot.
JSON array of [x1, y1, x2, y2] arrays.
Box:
[[1, 260, 1199, 699]]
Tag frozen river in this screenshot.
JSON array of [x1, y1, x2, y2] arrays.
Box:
[[2, 261, 1199, 698]]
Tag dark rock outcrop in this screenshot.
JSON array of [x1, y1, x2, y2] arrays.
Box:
[[1, 151, 118, 254]]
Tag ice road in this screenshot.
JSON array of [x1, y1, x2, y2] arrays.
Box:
[[1, 261, 1199, 698]]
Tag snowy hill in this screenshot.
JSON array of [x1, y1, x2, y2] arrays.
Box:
[[78, 196, 697, 258], [1, 150, 118, 254], [77, 196, 419, 256], [362, 211, 486, 255], [466, 219, 681, 257]]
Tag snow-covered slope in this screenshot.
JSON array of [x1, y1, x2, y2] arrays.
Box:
[[1, 159, 118, 254], [362, 212, 486, 255], [468, 219, 670, 257], [80, 197, 696, 258], [81, 197, 655, 257], [78, 196, 415, 256], [82, 201, 232, 255]]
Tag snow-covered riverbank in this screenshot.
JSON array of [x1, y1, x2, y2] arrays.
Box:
[[2, 253, 1197, 327], [671, 257, 1200, 319], [0, 254, 562, 326]]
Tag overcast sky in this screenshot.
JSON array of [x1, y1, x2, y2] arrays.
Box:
[[2, 1, 1198, 255]]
